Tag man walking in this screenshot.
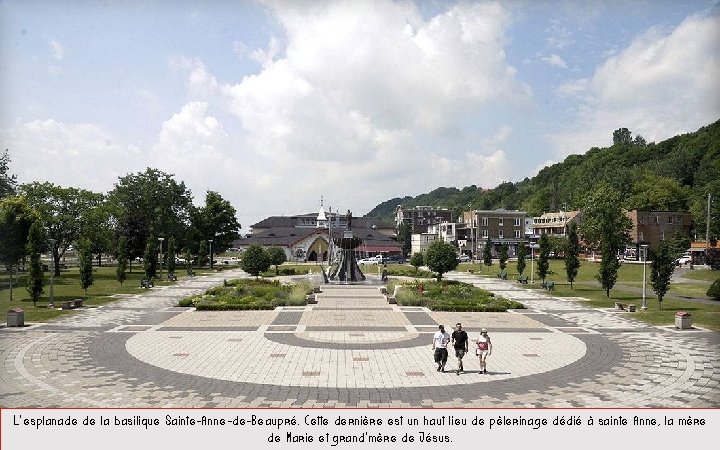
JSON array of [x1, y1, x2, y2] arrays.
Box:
[[451, 323, 469, 375], [432, 324, 450, 372]]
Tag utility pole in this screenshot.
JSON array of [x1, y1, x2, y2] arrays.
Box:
[[707, 193, 712, 247]]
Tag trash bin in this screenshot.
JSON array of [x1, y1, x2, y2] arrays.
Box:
[[675, 311, 692, 329], [7, 308, 25, 327]]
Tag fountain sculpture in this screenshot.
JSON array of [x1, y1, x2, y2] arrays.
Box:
[[328, 210, 366, 282]]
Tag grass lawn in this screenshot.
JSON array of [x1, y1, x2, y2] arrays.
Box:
[[498, 260, 720, 331], [0, 264, 218, 322]]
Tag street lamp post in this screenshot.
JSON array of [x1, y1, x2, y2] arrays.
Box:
[[208, 239, 214, 269], [530, 243, 535, 284], [48, 239, 56, 308], [158, 237, 164, 281], [641, 244, 649, 311]]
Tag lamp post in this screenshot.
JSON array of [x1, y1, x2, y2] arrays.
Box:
[[530, 243, 536, 284], [158, 237, 164, 281], [641, 244, 649, 311], [48, 239, 56, 308], [208, 239, 214, 269]]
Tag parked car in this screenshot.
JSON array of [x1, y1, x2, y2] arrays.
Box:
[[674, 254, 691, 266], [457, 254, 471, 263], [358, 256, 381, 265], [175, 257, 187, 264], [383, 255, 406, 264]]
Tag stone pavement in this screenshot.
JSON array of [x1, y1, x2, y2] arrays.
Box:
[[1, 269, 718, 408]]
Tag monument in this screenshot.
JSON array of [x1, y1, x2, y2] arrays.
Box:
[[328, 210, 366, 282]]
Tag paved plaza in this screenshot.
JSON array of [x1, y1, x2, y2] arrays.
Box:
[[1, 269, 718, 408]]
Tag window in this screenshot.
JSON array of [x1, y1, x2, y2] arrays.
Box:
[[668, 216, 673, 224], [514, 218, 521, 226], [640, 216, 645, 225], [482, 229, 488, 237], [639, 232, 644, 241], [514, 230, 521, 238], [655, 216, 659, 224], [498, 218, 504, 226], [482, 217, 488, 226], [499, 230, 504, 239]]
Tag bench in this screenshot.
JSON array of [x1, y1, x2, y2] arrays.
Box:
[[386, 295, 397, 304], [140, 278, 154, 289], [497, 270, 507, 280], [167, 272, 177, 281], [615, 302, 636, 312], [61, 299, 85, 310], [541, 280, 555, 291], [73, 299, 84, 308], [305, 294, 317, 304], [517, 274, 528, 284]]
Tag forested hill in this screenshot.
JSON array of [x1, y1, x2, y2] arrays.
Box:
[[365, 120, 720, 235]]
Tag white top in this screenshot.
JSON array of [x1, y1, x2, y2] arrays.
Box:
[[433, 331, 450, 349]]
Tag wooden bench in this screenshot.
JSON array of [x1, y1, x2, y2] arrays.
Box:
[[140, 278, 154, 289], [541, 280, 555, 291], [305, 294, 317, 304], [497, 270, 507, 280], [61, 299, 84, 309], [517, 274, 528, 284], [615, 302, 636, 312], [386, 295, 397, 304]]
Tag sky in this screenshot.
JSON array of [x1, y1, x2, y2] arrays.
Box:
[[1, 0, 719, 231]]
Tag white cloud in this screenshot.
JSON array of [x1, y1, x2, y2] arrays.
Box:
[[1, 119, 142, 192], [550, 13, 720, 155], [541, 53, 568, 69], [50, 40, 64, 60]]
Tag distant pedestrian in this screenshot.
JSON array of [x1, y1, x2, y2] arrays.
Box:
[[381, 264, 388, 281], [451, 323, 469, 375], [476, 328, 492, 374], [432, 325, 451, 372]]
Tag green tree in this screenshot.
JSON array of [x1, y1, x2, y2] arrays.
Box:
[[396, 223, 412, 257], [706, 248, 720, 270], [189, 191, 241, 254], [197, 240, 208, 267], [143, 238, 158, 279], [20, 182, 104, 276], [409, 252, 424, 272], [116, 235, 128, 286], [580, 183, 632, 296], [0, 196, 35, 300], [78, 238, 94, 294], [537, 234, 551, 282], [109, 168, 193, 263], [707, 279, 720, 300], [596, 242, 620, 297], [79, 202, 113, 266], [564, 222, 580, 289], [612, 127, 632, 145], [498, 243, 508, 271], [25, 219, 46, 306], [483, 237, 492, 267], [424, 240, 459, 282], [267, 247, 287, 275], [625, 173, 691, 211], [650, 242, 674, 309], [516, 242, 526, 276], [240, 244, 270, 277], [0, 149, 17, 199]]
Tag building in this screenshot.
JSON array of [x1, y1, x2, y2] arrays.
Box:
[[411, 233, 438, 256], [626, 210, 692, 250], [239, 208, 401, 262], [465, 209, 527, 257], [395, 205, 453, 234], [531, 210, 581, 237]]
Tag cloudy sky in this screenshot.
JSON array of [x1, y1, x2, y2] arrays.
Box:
[[1, 0, 719, 230]]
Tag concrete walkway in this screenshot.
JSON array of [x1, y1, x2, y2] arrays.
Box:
[[1, 269, 718, 408]]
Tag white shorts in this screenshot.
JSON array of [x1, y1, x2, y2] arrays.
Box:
[[476, 349, 489, 360]]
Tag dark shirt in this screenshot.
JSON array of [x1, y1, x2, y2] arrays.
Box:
[[451, 330, 468, 349]]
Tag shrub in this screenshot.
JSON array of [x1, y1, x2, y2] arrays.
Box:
[[708, 279, 720, 300]]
